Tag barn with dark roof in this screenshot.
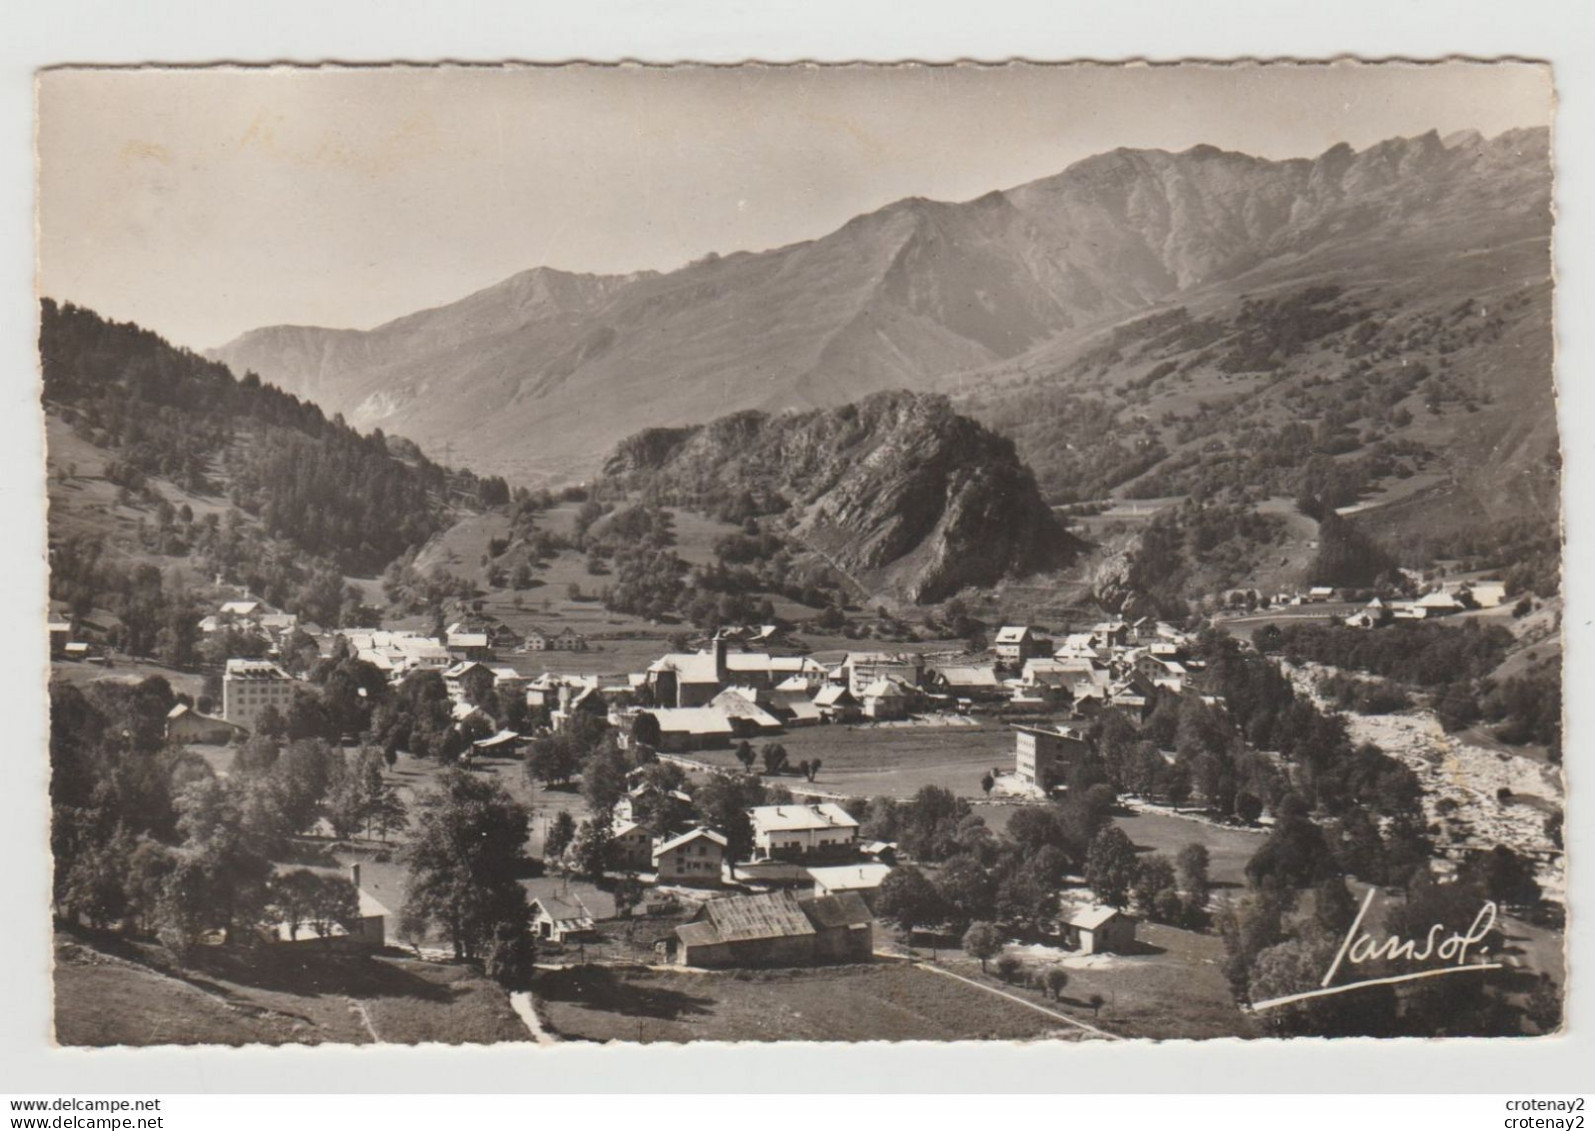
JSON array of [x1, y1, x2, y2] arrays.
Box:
[[669, 890, 873, 968]]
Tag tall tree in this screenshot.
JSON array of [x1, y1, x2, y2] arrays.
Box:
[[401, 770, 532, 959], [961, 921, 1004, 974], [1085, 826, 1139, 908]]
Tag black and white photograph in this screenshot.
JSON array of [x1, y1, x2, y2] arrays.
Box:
[[35, 60, 1564, 1048]]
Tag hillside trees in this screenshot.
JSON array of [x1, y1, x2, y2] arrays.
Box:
[[41, 300, 473, 576]]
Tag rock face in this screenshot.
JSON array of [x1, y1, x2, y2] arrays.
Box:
[[209, 129, 1551, 483], [604, 392, 1079, 603]]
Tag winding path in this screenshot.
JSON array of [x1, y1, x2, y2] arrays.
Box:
[[510, 991, 557, 1044], [349, 998, 380, 1043]]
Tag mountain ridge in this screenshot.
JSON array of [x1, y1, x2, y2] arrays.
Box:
[[207, 127, 1551, 484]]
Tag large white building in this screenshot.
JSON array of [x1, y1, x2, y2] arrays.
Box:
[[749, 802, 860, 862], [222, 659, 298, 730]]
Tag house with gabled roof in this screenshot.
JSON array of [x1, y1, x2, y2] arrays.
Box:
[[860, 677, 912, 720], [610, 819, 653, 871], [812, 683, 861, 723], [1057, 902, 1136, 955], [652, 827, 728, 888], [166, 703, 246, 745], [647, 637, 731, 707], [1415, 589, 1464, 615], [994, 625, 1045, 663], [530, 895, 597, 943]]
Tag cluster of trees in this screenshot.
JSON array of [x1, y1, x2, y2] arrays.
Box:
[[400, 769, 533, 978], [1275, 620, 1513, 687], [380, 553, 482, 615], [1275, 619, 1559, 759], [1314, 670, 1413, 715], [1304, 512, 1400, 589], [1220, 863, 1557, 1038], [1195, 633, 1424, 822], [49, 525, 377, 667], [1091, 699, 1286, 822], [41, 300, 478, 577], [1478, 662, 1562, 757], [872, 787, 1214, 944], [1400, 515, 1561, 599], [600, 545, 689, 621], [537, 726, 797, 881], [1120, 501, 1286, 614], [51, 676, 408, 952]]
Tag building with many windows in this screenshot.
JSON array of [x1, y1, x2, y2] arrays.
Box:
[[221, 659, 298, 730]]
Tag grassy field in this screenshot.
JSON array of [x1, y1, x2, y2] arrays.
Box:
[[535, 960, 1092, 1043], [49, 657, 206, 701], [1110, 807, 1267, 889], [53, 930, 528, 1046], [894, 920, 1257, 1042], [687, 722, 1016, 801]]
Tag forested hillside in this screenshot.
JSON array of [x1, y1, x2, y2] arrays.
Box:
[[42, 301, 500, 657]]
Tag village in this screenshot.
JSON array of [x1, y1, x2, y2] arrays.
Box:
[[43, 544, 1565, 1046]]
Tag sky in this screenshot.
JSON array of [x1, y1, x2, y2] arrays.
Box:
[[36, 61, 1553, 351]]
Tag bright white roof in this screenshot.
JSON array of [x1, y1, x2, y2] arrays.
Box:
[[1063, 903, 1125, 930], [647, 707, 734, 735], [654, 827, 729, 855], [750, 802, 859, 834], [806, 863, 893, 890], [649, 651, 722, 683]]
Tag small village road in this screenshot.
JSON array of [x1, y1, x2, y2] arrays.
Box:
[[510, 991, 557, 1044]]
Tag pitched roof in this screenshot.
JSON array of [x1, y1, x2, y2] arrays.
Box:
[[532, 894, 593, 923], [798, 891, 873, 929], [936, 665, 1000, 689], [694, 890, 816, 942], [647, 707, 735, 736], [1063, 903, 1127, 930], [707, 689, 782, 729], [813, 684, 856, 707], [994, 625, 1033, 644], [750, 802, 859, 834], [649, 651, 723, 684], [654, 827, 729, 856]]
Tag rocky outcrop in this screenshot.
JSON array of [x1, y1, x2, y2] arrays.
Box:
[[604, 392, 1079, 604]]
